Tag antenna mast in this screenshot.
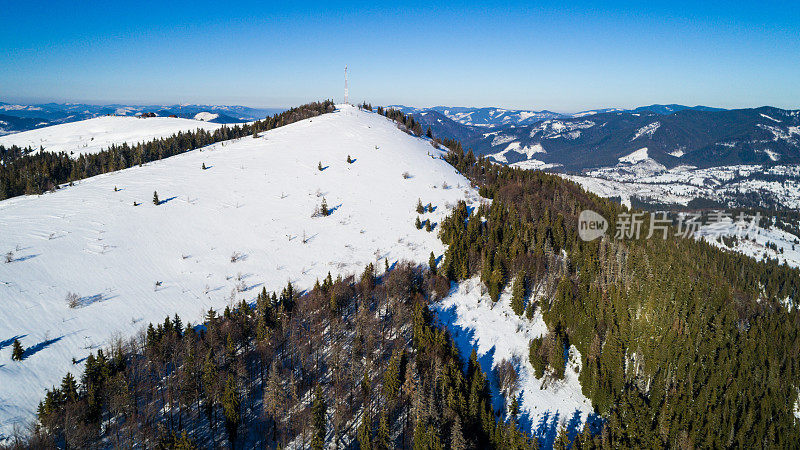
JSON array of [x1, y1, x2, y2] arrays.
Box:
[[344, 65, 349, 105]]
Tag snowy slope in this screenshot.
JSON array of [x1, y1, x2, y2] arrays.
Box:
[[0, 105, 481, 435], [0, 116, 224, 157], [432, 278, 596, 445], [697, 218, 800, 270]]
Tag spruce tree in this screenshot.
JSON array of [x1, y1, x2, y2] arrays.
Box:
[[376, 412, 390, 449], [425, 220, 432, 232], [347, 155, 353, 164], [318, 161, 323, 171], [358, 411, 373, 450], [153, 191, 159, 205], [321, 197, 329, 216], [429, 252, 437, 274], [11, 339, 24, 361], [311, 386, 327, 450], [415, 216, 422, 229], [417, 199, 425, 214], [202, 162, 207, 170], [222, 374, 240, 446]]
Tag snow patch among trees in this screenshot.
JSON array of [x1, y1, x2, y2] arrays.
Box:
[[431, 278, 595, 444]]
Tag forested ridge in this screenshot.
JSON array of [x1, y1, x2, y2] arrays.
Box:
[[439, 144, 800, 447], [21, 265, 536, 449], [5, 105, 800, 449], [0, 101, 335, 200]]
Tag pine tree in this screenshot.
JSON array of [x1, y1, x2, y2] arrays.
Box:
[[451, 415, 466, 450], [202, 162, 207, 170], [417, 199, 425, 214], [318, 161, 324, 171], [426, 127, 433, 139], [358, 411, 373, 450], [113, 185, 118, 192], [321, 197, 329, 216], [415, 216, 422, 229], [509, 396, 519, 418], [11, 339, 24, 361], [429, 252, 437, 274], [554, 424, 571, 449], [311, 386, 327, 450], [376, 412, 390, 449], [153, 191, 159, 205], [425, 220, 432, 232], [222, 374, 240, 446], [347, 155, 353, 164]]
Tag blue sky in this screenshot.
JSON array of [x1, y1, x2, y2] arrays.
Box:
[[1, 0, 798, 112]]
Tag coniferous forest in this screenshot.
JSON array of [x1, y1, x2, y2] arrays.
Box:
[[4, 106, 800, 449]]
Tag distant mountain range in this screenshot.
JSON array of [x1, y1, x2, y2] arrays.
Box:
[[0, 102, 285, 135], [401, 105, 800, 171], [388, 104, 725, 127]]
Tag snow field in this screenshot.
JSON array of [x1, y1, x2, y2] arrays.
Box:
[[0, 115, 224, 157], [0, 104, 481, 435]]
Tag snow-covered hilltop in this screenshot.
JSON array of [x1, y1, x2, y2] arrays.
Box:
[[0, 105, 482, 433], [0, 116, 224, 157]]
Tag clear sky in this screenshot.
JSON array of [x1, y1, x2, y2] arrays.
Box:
[[1, 0, 798, 112]]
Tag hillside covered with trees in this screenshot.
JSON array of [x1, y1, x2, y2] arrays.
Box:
[[5, 105, 800, 449]]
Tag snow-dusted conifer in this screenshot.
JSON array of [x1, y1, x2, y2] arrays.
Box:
[[11, 339, 24, 361]]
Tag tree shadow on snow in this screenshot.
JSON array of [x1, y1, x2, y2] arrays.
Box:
[[433, 304, 500, 412], [242, 282, 264, 292], [11, 254, 39, 262], [157, 196, 178, 205], [533, 410, 560, 449], [0, 335, 27, 350], [22, 335, 64, 360], [77, 293, 117, 308], [515, 392, 535, 433]]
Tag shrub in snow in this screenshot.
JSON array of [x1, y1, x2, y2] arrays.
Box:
[[402, 171, 411, 179], [66, 291, 80, 308], [313, 198, 330, 217], [4, 251, 13, 263]]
